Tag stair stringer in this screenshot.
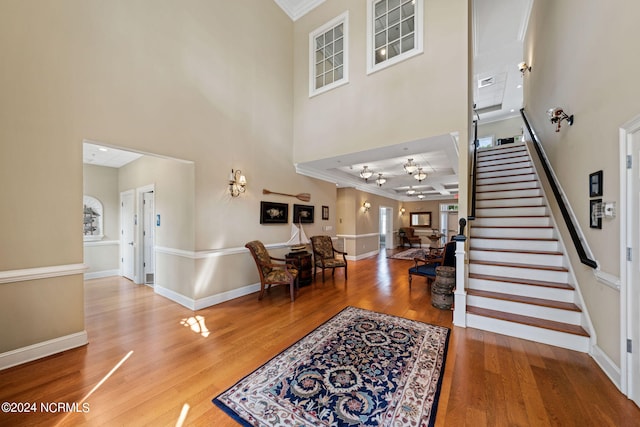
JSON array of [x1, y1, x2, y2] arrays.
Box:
[[465, 142, 595, 353]]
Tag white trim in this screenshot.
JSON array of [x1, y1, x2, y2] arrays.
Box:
[[85, 269, 120, 280], [0, 263, 87, 284], [274, 0, 325, 21], [346, 249, 379, 261], [309, 11, 349, 97], [155, 243, 293, 260], [337, 232, 380, 239], [366, 0, 424, 75], [83, 239, 119, 247], [0, 331, 88, 371], [154, 283, 262, 311], [594, 270, 621, 291], [592, 343, 622, 391]]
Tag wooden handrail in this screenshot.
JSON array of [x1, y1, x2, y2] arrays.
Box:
[[520, 108, 598, 269]]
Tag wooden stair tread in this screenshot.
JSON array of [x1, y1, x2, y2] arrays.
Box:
[[468, 273, 573, 290], [467, 289, 581, 312], [469, 247, 563, 256], [471, 236, 558, 242], [470, 259, 568, 272], [467, 306, 589, 337]]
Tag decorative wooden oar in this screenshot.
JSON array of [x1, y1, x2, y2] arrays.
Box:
[[263, 189, 311, 202]]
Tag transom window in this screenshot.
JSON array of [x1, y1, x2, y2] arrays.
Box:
[[367, 0, 423, 74], [309, 12, 349, 97]]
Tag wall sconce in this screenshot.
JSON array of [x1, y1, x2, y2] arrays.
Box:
[[228, 169, 247, 197], [547, 107, 574, 132], [363, 201, 371, 212], [518, 61, 531, 75], [400, 207, 406, 215]]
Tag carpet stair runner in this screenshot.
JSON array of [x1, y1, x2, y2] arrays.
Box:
[[467, 142, 590, 352]]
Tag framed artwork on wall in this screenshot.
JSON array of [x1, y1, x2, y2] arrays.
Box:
[[293, 204, 314, 223], [589, 170, 603, 197], [590, 199, 602, 229], [322, 205, 329, 220], [260, 201, 288, 224]]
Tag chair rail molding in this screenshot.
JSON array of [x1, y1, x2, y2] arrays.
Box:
[[0, 263, 87, 284]]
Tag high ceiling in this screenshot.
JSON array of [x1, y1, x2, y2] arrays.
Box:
[[83, 1, 533, 203], [283, 0, 533, 201]]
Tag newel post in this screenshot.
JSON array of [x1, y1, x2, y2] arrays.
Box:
[[453, 218, 467, 327]]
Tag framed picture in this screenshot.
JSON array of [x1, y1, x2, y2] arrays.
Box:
[[293, 204, 314, 224], [322, 205, 329, 220], [260, 201, 288, 224], [590, 199, 602, 229], [589, 170, 603, 197]]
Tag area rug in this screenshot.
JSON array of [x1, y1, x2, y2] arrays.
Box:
[[213, 306, 450, 427], [389, 248, 431, 260]]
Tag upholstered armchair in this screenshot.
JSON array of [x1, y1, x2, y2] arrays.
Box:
[[310, 235, 347, 282], [399, 227, 422, 248], [408, 241, 456, 287], [245, 240, 299, 301]]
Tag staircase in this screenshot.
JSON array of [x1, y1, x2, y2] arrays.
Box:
[[466, 142, 590, 352]]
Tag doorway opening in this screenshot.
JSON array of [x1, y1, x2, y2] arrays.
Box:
[[379, 206, 393, 249]]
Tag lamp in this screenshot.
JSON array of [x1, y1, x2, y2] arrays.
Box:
[[375, 173, 386, 187], [228, 169, 247, 197], [518, 61, 531, 75], [414, 167, 427, 182], [400, 207, 405, 215], [360, 165, 374, 181], [547, 107, 574, 132], [417, 193, 425, 199], [403, 158, 419, 175], [406, 187, 416, 196], [363, 201, 371, 212]]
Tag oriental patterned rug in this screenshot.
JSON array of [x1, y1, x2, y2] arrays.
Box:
[[213, 306, 450, 427], [388, 248, 431, 260]]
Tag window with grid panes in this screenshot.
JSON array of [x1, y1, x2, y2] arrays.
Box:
[[309, 12, 349, 97], [367, 0, 423, 74]]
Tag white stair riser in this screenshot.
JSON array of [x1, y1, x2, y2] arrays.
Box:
[[466, 314, 590, 353], [476, 188, 542, 200], [476, 206, 547, 217], [469, 250, 564, 267], [477, 156, 531, 168], [471, 227, 555, 239], [470, 238, 559, 252], [473, 216, 551, 227], [477, 181, 538, 192], [477, 174, 536, 185], [469, 263, 568, 283], [468, 278, 574, 302], [477, 197, 544, 208], [478, 143, 526, 153], [476, 167, 534, 179], [467, 296, 581, 324], [477, 162, 531, 174]]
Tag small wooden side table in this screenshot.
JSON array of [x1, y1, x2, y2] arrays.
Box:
[[286, 251, 312, 287]]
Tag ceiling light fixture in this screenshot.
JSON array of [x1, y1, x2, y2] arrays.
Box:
[[375, 173, 386, 187], [547, 107, 574, 132], [417, 193, 425, 199], [414, 167, 427, 182], [406, 187, 416, 196], [403, 159, 419, 175], [360, 165, 373, 181]]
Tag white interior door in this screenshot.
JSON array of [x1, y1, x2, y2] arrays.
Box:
[[120, 190, 135, 281], [142, 190, 155, 285], [629, 125, 640, 408]]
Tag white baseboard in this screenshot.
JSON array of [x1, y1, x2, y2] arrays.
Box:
[[154, 283, 261, 311], [346, 249, 379, 261], [0, 331, 88, 371], [591, 344, 622, 391], [84, 269, 120, 280]]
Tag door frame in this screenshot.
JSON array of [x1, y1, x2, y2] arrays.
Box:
[[137, 184, 155, 287], [379, 206, 394, 249], [620, 113, 640, 404], [120, 189, 136, 282]]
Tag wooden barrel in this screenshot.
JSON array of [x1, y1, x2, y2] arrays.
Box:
[[434, 266, 455, 292], [431, 285, 453, 310]]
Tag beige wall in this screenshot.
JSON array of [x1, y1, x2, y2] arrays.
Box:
[[292, 0, 470, 166], [524, 0, 640, 364], [477, 117, 524, 144]]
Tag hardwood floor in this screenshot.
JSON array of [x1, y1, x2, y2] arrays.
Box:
[[1, 249, 638, 426]]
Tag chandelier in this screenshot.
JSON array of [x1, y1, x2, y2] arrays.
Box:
[[403, 158, 419, 174], [406, 187, 416, 196], [414, 167, 427, 182], [360, 165, 373, 181], [375, 173, 386, 187]]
